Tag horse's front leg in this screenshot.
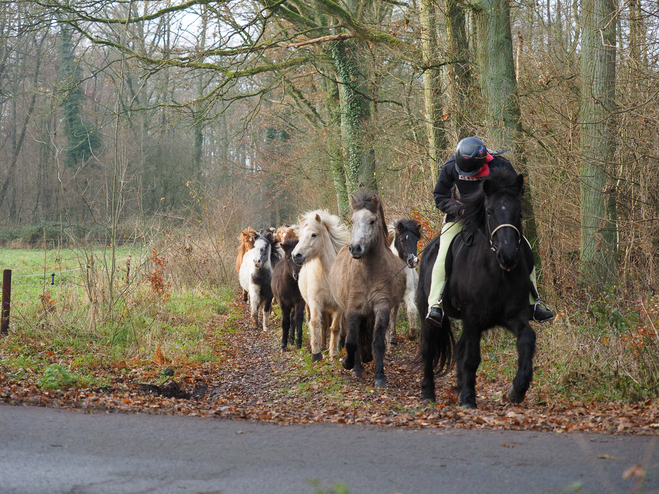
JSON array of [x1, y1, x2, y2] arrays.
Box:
[[508, 319, 536, 403], [373, 308, 390, 388], [342, 311, 360, 373], [262, 295, 272, 331], [280, 303, 292, 351], [405, 290, 418, 341], [328, 310, 342, 358], [293, 302, 305, 349], [308, 305, 323, 361], [455, 324, 481, 409], [248, 286, 259, 329], [386, 305, 399, 347]]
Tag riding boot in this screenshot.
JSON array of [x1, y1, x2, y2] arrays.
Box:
[[425, 305, 444, 327], [531, 301, 555, 323]]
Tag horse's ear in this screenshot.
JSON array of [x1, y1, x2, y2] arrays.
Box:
[[483, 178, 494, 196], [516, 174, 525, 196], [315, 213, 322, 224]]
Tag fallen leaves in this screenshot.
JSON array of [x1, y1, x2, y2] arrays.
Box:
[[1, 293, 658, 436]]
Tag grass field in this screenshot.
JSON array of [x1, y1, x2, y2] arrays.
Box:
[[0, 245, 235, 390]]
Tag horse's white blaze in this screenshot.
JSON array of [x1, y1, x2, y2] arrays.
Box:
[[351, 208, 379, 253]]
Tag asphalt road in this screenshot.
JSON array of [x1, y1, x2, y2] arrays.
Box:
[[0, 404, 657, 494]]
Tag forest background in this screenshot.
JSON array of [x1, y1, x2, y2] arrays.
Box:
[[0, 0, 658, 406]]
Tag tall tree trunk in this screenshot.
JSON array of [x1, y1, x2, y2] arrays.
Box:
[[445, 0, 472, 141], [420, 0, 447, 185], [473, 0, 540, 264], [330, 38, 375, 196], [579, 0, 618, 290], [323, 74, 350, 218]]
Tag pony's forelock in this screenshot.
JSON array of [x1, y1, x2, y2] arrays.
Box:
[[351, 190, 388, 240], [298, 209, 350, 253], [459, 168, 523, 232]]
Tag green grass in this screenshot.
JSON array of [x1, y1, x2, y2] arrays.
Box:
[[0, 246, 237, 390]]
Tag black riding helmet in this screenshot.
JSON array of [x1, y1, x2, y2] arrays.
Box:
[[455, 137, 488, 176]]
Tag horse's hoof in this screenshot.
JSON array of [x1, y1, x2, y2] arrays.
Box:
[[342, 357, 354, 370], [352, 368, 363, 379], [311, 352, 323, 362], [407, 332, 417, 341], [374, 375, 387, 388], [459, 392, 477, 409], [508, 385, 526, 404], [280, 346, 288, 353], [295, 341, 302, 350], [421, 390, 436, 403]]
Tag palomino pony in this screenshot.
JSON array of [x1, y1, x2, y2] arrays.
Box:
[[417, 168, 536, 408], [387, 218, 422, 344], [239, 229, 281, 330], [271, 238, 305, 352], [236, 227, 257, 301], [292, 210, 350, 361], [330, 190, 406, 388]]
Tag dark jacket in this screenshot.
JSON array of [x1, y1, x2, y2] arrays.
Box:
[[433, 154, 517, 222]]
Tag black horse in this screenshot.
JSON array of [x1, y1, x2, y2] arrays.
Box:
[[416, 168, 536, 408], [271, 239, 306, 351]]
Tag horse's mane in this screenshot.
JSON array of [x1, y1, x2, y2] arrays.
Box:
[[453, 168, 523, 232], [236, 227, 257, 272], [298, 209, 350, 253], [350, 189, 388, 241]]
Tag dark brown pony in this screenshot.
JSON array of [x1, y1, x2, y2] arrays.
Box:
[[330, 190, 406, 388], [236, 227, 257, 301], [271, 239, 305, 352]]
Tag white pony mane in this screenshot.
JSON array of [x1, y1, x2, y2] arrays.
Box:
[[298, 209, 350, 254]]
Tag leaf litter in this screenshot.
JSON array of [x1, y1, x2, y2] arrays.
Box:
[[0, 294, 658, 435]]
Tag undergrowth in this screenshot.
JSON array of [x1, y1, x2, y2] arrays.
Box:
[[1, 236, 659, 403]]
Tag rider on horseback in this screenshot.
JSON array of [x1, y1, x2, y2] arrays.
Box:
[[426, 136, 555, 326]]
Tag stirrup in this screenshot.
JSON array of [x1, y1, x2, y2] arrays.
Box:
[[426, 306, 444, 326], [532, 300, 555, 323]]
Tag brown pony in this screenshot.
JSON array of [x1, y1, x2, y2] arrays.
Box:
[[275, 225, 298, 244], [236, 227, 257, 301], [329, 190, 406, 388]]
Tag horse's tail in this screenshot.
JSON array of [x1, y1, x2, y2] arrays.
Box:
[[417, 318, 454, 375], [414, 233, 454, 375]]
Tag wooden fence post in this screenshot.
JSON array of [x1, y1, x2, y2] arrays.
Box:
[[1, 269, 10, 335]]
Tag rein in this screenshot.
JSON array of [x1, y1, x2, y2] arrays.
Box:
[[365, 231, 436, 305]]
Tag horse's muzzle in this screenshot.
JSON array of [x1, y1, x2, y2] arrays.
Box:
[[349, 243, 364, 259], [496, 250, 519, 271], [292, 253, 305, 266], [407, 254, 419, 269]]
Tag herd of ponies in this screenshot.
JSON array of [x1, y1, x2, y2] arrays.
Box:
[[236, 170, 537, 408], [236, 190, 422, 390]]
